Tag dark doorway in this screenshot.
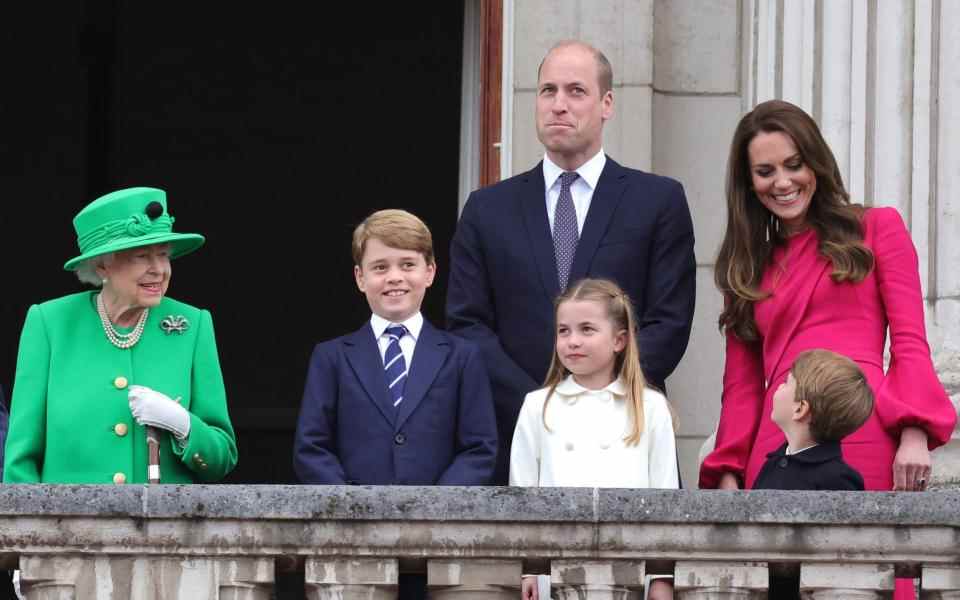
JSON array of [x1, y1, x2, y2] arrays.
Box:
[[1, 3, 465, 484]]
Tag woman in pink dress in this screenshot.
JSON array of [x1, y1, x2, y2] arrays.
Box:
[[699, 100, 956, 594]]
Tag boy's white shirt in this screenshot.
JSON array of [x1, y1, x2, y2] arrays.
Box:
[[509, 375, 679, 488], [370, 312, 423, 368]]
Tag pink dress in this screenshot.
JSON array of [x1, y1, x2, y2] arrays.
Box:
[[701, 207, 955, 491]]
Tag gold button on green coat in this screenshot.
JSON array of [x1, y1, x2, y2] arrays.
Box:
[[113, 472, 126, 484], [114, 376, 128, 389], [3, 292, 238, 484], [114, 423, 128, 437]]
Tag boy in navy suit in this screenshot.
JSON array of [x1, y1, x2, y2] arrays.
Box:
[[293, 209, 497, 487], [753, 349, 873, 491], [753, 349, 874, 599]]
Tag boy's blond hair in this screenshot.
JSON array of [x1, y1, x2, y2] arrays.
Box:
[[352, 209, 435, 266], [791, 349, 874, 443]]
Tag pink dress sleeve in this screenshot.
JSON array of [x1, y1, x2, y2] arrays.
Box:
[[699, 329, 766, 488], [870, 207, 956, 448]]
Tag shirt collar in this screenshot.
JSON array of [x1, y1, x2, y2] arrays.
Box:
[[542, 149, 606, 191], [554, 373, 626, 398], [370, 312, 424, 342], [766, 441, 843, 464]]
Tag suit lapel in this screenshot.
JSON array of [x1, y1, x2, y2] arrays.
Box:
[[569, 157, 628, 283], [343, 324, 396, 426], [395, 321, 449, 430], [520, 162, 561, 301]]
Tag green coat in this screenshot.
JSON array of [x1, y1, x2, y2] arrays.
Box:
[[3, 292, 238, 484]]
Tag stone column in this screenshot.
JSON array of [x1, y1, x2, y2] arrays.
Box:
[[799, 562, 894, 599], [428, 559, 521, 600], [922, 565, 960, 600], [19, 555, 275, 600], [305, 558, 398, 600], [551, 560, 645, 600], [674, 561, 767, 600]]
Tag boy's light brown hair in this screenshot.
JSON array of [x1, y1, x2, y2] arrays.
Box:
[[791, 349, 874, 443], [352, 209, 435, 266]]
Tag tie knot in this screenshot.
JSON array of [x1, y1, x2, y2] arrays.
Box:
[[385, 325, 407, 341], [560, 171, 579, 187]]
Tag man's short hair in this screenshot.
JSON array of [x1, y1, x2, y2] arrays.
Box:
[[537, 40, 614, 95], [791, 349, 874, 443], [352, 209, 435, 267]]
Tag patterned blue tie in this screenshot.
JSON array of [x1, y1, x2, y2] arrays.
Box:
[[553, 171, 580, 290], [383, 325, 408, 409]]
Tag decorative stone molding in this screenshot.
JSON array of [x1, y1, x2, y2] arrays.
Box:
[[0, 485, 958, 598]]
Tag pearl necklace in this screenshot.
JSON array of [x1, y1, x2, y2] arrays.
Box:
[[96, 293, 149, 349]]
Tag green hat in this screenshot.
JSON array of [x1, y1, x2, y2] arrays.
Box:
[[63, 187, 205, 271]]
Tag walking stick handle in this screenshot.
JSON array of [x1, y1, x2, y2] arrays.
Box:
[[146, 426, 161, 484]]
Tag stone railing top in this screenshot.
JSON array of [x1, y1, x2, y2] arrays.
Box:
[[0, 485, 958, 526]]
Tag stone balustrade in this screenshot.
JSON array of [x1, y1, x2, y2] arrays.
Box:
[[0, 485, 958, 599]]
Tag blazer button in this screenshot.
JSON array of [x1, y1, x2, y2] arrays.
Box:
[[394, 433, 407, 445], [113, 472, 126, 484], [114, 423, 128, 437], [778, 457, 789, 468], [114, 376, 128, 389]]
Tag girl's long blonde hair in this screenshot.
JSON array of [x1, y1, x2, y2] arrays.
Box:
[[542, 278, 651, 445]]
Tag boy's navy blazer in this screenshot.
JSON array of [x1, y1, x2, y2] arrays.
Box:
[[446, 158, 696, 480], [293, 319, 497, 485]]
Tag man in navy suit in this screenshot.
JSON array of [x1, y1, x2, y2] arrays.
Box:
[[447, 41, 696, 484], [294, 209, 497, 486]]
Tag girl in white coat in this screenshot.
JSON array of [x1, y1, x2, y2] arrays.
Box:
[[510, 278, 678, 600]]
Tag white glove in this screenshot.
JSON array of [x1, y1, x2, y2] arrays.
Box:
[[128, 385, 191, 440]]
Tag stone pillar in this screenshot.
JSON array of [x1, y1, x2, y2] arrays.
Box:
[[674, 561, 767, 599], [20, 555, 274, 600], [922, 565, 960, 600], [799, 562, 894, 599], [428, 559, 521, 600], [305, 558, 398, 600], [551, 560, 645, 600]]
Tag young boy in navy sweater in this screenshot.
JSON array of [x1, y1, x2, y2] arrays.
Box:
[[753, 349, 874, 600], [753, 348, 873, 491]]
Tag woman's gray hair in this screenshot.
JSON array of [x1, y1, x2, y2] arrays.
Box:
[[75, 253, 115, 287]]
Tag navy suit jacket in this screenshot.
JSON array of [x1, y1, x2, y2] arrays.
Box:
[[752, 442, 864, 491], [446, 157, 696, 482], [293, 319, 498, 485]]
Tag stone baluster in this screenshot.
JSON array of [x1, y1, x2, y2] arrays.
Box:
[[428, 559, 521, 600], [922, 565, 960, 600], [305, 558, 398, 600], [799, 563, 894, 599], [674, 561, 767, 599], [551, 560, 645, 600], [20, 555, 274, 600]]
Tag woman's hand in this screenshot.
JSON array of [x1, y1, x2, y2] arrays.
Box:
[[893, 426, 930, 491], [521, 575, 539, 600], [718, 472, 741, 490], [128, 385, 191, 440]]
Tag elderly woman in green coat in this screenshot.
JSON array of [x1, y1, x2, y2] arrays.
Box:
[[3, 187, 238, 484]]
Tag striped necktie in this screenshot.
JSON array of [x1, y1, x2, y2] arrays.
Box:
[[383, 325, 408, 409]]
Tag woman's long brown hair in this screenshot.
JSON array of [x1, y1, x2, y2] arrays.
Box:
[[717, 100, 874, 341], [541, 278, 652, 445]]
